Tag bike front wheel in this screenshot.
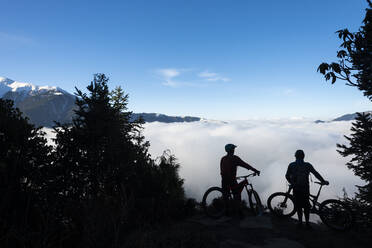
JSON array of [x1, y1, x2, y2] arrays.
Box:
[[202, 187, 227, 218], [249, 190, 264, 216], [267, 192, 296, 217], [319, 199, 353, 231]]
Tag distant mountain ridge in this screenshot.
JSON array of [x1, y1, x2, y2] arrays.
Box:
[[314, 111, 372, 123], [131, 113, 200, 123], [332, 111, 372, 121], [0, 76, 202, 127]]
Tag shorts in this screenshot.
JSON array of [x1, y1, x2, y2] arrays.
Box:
[[293, 188, 310, 209]]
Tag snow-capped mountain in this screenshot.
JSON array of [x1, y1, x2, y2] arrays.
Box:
[[0, 77, 203, 127], [0, 77, 76, 127], [0, 77, 69, 98]]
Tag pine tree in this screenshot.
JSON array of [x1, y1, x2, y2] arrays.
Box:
[[0, 99, 53, 245], [52, 74, 186, 246], [318, 0, 372, 222], [337, 113, 372, 208]]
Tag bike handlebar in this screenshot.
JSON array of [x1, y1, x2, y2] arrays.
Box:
[[236, 172, 259, 179], [288, 181, 329, 188], [315, 181, 329, 186]]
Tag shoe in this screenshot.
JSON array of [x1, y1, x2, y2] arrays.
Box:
[[296, 222, 303, 229]]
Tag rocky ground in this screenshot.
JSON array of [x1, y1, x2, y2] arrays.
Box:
[[124, 211, 371, 248], [185, 212, 371, 248]]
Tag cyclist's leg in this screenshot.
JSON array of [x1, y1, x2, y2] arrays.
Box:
[[303, 189, 311, 226], [221, 178, 229, 200], [231, 180, 245, 217], [297, 208, 303, 224], [293, 189, 304, 224], [221, 178, 231, 216]]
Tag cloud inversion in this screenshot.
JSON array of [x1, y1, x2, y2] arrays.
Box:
[[143, 119, 363, 203]]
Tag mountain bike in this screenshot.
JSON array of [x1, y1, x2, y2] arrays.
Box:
[[267, 182, 353, 230], [202, 172, 263, 218]]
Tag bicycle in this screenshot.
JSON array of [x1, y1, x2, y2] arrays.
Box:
[[202, 172, 263, 218], [267, 181, 353, 231]]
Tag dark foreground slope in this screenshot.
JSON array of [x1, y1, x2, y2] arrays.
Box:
[[124, 212, 371, 248]]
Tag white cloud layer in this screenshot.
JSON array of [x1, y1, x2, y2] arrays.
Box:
[[143, 120, 363, 204], [43, 119, 363, 206]]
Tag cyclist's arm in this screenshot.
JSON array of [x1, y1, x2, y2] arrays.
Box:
[[285, 165, 292, 184], [220, 158, 223, 175], [236, 156, 259, 174], [309, 163, 327, 184]]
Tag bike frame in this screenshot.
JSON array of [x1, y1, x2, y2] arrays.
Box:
[[223, 173, 257, 200], [235, 173, 257, 199], [285, 182, 324, 213]]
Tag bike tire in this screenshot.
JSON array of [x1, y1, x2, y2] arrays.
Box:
[[202, 187, 226, 218], [249, 190, 264, 216], [319, 199, 353, 231], [267, 192, 296, 217]]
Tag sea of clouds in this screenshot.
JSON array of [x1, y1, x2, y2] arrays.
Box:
[[142, 119, 363, 204], [43, 119, 364, 204]]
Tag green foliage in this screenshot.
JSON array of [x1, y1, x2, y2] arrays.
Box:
[[318, 0, 372, 225], [317, 0, 372, 100], [337, 113, 372, 207]]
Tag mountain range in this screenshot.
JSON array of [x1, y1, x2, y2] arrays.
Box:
[[314, 111, 372, 123], [1, 76, 370, 127], [0, 77, 201, 127], [331, 111, 372, 121]]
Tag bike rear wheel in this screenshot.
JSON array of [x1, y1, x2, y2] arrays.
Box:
[[267, 192, 296, 217], [249, 190, 264, 215], [202, 187, 226, 218], [319, 199, 353, 231]]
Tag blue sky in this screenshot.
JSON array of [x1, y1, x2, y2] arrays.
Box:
[[1, 0, 371, 120]]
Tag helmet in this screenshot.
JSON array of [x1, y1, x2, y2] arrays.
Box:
[[225, 144, 237, 153], [295, 149, 305, 159]]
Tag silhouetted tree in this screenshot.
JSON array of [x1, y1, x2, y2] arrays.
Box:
[[337, 113, 372, 214], [0, 74, 189, 247], [0, 99, 53, 246], [52, 74, 186, 246], [318, 0, 372, 223], [318, 0, 372, 100]]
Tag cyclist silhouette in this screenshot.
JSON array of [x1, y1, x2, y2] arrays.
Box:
[[285, 149, 329, 228], [220, 144, 260, 216]]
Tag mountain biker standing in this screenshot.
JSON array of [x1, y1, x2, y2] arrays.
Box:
[[285, 149, 329, 229], [221, 144, 260, 216]]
